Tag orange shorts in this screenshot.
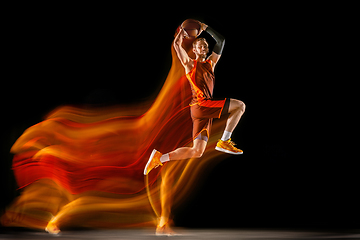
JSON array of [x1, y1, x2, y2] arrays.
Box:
[[190, 98, 229, 140]]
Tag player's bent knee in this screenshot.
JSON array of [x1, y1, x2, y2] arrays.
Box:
[[192, 148, 204, 158], [194, 149, 204, 158], [239, 100, 245, 112], [230, 99, 245, 113]]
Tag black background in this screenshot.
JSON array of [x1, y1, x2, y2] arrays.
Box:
[[1, 3, 358, 229]]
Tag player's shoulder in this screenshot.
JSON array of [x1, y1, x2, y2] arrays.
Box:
[[204, 59, 214, 68]]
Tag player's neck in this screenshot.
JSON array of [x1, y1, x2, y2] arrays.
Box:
[[195, 54, 206, 63]]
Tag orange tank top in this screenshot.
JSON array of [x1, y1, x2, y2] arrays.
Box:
[[186, 60, 215, 106]]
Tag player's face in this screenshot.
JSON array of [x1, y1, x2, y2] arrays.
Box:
[[193, 41, 209, 56]]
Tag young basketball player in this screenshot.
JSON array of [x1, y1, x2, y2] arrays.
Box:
[[144, 22, 245, 174]]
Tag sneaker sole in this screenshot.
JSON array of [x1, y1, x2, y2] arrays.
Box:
[[215, 146, 243, 155], [144, 149, 158, 175]]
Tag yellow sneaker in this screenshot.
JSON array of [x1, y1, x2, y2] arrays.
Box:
[[144, 149, 163, 175], [215, 138, 243, 155]]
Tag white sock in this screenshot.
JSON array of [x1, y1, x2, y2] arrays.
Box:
[[160, 153, 170, 163], [221, 131, 232, 141]]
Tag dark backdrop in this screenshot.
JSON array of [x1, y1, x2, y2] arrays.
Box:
[[1, 3, 357, 229]]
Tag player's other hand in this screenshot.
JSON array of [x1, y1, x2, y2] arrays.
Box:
[[200, 22, 208, 31]]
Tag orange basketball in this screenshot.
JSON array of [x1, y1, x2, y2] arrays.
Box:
[[181, 19, 201, 39]]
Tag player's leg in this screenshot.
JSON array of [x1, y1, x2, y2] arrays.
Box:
[[156, 163, 176, 236], [144, 133, 207, 175], [224, 99, 245, 135], [155, 137, 206, 235], [166, 137, 207, 160], [216, 99, 245, 155]]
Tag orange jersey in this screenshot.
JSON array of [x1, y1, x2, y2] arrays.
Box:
[[186, 59, 216, 106]]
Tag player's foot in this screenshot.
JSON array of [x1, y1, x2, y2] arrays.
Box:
[[144, 149, 163, 175], [215, 138, 243, 155], [45, 220, 60, 235], [156, 223, 178, 236]]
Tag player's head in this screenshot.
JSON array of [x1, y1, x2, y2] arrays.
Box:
[[192, 38, 209, 57]]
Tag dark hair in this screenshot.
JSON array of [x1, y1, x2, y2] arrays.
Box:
[[192, 38, 208, 48]]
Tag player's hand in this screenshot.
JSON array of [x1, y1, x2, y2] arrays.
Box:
[[197, 21, 208, 36], [175, 27, 186, 39], [200, 22, 208, 31], [181, 27, 190, 38]]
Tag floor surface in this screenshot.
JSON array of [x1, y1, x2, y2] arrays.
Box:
[[1, 228, 360, 240]]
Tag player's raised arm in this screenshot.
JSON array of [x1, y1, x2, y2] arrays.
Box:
[[173, 28, 192, 71], [202, 24, 225, 66]]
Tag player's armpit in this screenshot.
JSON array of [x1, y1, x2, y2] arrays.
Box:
[[208, 52, 221, 68]]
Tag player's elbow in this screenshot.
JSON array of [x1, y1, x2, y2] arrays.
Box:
[[218, 36, 225, 44], [213, 39, 225, 55]]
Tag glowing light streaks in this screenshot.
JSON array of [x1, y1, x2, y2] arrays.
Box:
[[2, 37, 231, 230]]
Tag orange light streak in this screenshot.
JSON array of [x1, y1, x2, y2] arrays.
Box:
[[2, 34, 232, 230]]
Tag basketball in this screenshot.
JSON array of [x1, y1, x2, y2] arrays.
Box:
[[184, 29, 198, 39], [181, 19, 201, 39]]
